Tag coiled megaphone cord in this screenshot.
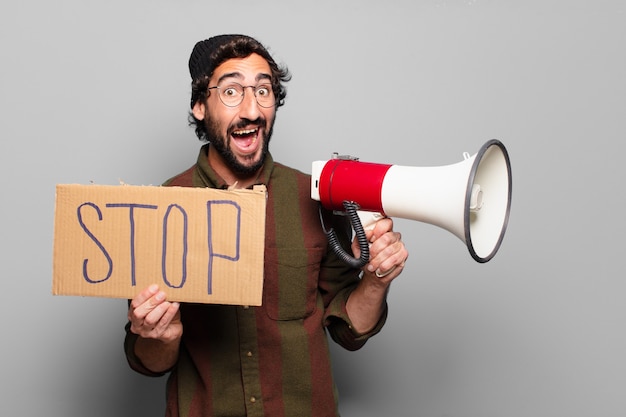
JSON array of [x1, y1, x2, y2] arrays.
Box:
[[319, 201, 370, 269]]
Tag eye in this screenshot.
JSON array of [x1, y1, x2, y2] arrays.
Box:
[[256, 85, 271, 97], [223, 86, 240, 97]]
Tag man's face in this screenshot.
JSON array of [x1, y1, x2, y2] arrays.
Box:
[[193, 53, 277, 176]]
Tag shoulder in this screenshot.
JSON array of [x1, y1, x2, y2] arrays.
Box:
[[269, 162, 312, 195], [161, 165, 196, 187], [271, 161, 310, 181]]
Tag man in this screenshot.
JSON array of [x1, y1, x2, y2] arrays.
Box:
[[124, 34, 409, 417]]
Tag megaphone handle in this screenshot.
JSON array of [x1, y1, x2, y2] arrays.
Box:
[[319, 201, 370, 269]]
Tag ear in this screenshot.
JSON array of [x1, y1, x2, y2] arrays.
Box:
[[192, 101, 206, 121]]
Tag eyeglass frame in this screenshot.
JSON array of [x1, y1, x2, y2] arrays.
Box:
[[207, 81, 277, 108]]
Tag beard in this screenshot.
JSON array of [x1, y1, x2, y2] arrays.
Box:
[[203, 113, 273, 176]]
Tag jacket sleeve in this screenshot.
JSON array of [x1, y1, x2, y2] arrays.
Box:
[[123, 301, 170, 377], [318, 210, 388, 351]]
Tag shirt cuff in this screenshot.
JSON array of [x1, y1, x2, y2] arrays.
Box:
[[324, 287, 388, 351], [123, 322, 170, 377]]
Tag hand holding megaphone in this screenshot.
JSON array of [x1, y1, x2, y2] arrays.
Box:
[[311, 139, 512, 264]]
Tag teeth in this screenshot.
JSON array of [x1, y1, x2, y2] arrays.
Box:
[[233, 128, 257, 136]]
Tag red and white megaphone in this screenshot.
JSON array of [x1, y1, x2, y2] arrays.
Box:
[[311, 139, 512, 263]]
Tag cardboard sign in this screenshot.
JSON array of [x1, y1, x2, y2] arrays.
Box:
[[52, 184, 267, 306]]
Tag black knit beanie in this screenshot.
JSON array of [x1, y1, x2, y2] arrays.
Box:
[[188, 34, 248, 81]]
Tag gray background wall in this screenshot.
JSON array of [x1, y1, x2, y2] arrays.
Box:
[[1, 1, 625, 416]]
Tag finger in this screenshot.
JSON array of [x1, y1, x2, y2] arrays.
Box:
[[141, 297, 172, 327], [130, 284, 160, 311], [375, 265, 397, 278], [154, 302, 180, 332], [130, 298, 173, 336], [139, 302, 181, 340], [368, 239, 408, 277], [375, 253, 408, 278], [135, 291, 170, 324], [368, 231, 402, 260], [369, 218, 394, 241], [129, 286, 169, 326]]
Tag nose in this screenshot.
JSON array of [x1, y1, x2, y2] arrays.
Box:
[[238, 86, 262, 120]]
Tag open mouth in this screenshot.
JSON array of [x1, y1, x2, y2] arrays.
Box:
[[231, 127, 259, 151]]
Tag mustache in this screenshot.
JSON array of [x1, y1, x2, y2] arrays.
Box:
[[231, 117, 265, 130]]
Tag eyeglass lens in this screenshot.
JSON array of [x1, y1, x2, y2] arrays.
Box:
[[217, 82, 275, 108]]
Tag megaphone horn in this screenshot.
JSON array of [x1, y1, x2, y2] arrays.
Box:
[[311, 139, 512, 263]]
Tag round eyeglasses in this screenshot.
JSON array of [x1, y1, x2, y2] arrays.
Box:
[[207, 81, 276, 108]]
